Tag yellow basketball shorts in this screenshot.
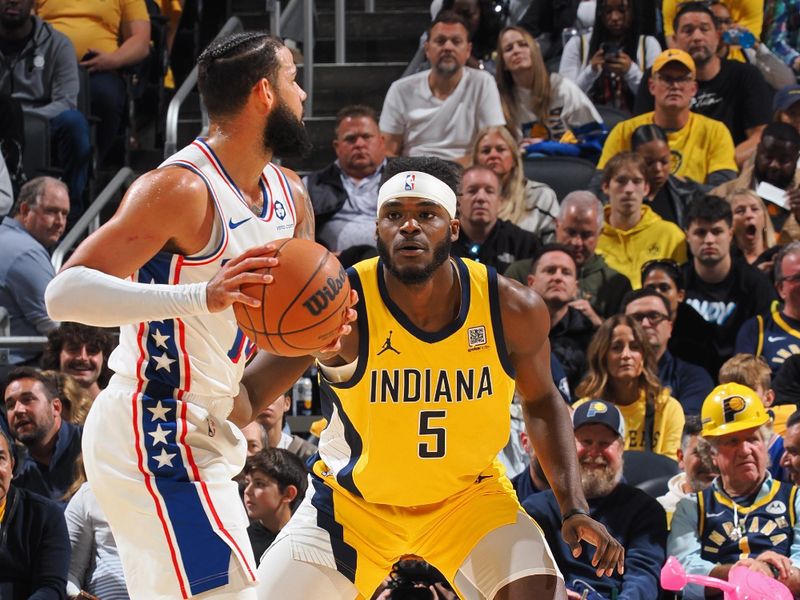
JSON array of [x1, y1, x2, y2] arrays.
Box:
[[262, 460, 558, 597]]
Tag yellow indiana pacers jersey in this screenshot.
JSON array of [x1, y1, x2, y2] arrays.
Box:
[[315, 256, 516, 506]]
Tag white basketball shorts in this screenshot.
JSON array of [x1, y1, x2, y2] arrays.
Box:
[[82, 378, 257, 600]]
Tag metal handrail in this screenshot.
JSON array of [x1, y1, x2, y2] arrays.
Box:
[[267, 0, 281, 35], [303, 0, 314, 117], [0, 337, 49, 349], [0, 305, 47, 360], [335, 0, 345, 63], [51, 167, 138, 271], [164, 16, 244, 157]]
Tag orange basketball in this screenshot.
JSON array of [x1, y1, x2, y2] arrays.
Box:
[[233, 238, 351, 357]]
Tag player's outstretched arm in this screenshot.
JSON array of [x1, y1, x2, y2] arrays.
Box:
[[499, 276, 624, 577], [45, 166, 279, 326]]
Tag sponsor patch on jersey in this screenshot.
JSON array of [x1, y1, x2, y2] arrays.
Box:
[[467, 326, 487, 348], [275, 200, 286, 220], [767, 500, 787, 515]]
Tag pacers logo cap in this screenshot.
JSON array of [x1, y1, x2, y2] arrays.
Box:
[[573, 400, 625, 439]]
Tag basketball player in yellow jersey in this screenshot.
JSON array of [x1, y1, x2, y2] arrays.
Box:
[[253, 157, 624, 600]]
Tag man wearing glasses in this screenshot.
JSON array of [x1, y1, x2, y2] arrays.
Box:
[[597, 48, 737, 187], [634, 1, 771, 166], [736, 242, 800, 377], [622, 287, 714, 416]]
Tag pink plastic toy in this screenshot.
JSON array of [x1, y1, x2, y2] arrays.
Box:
[[660, 556, 792, 600]]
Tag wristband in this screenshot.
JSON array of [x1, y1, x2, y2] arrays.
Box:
[[561, 508, 590, 524]]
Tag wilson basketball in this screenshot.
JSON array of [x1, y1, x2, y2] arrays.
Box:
[[233, 238, 351, 357]]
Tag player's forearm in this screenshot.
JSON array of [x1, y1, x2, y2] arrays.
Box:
[[523, 392, 588, 513], [45, 265, 209, 326], [241, 351, 314, 418]]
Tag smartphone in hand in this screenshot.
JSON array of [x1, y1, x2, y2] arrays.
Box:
[[601, 42, 620, 58]]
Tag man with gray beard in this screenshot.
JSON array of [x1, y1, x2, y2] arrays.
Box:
[[523, 400, 667, 599]]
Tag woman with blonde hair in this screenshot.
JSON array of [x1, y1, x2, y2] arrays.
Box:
[[43, 370, 93, 425], [726, 188, 777, 273], [495, 25, 603, 148], [471, 125, 559, 241], [574, 314, 684, 460]]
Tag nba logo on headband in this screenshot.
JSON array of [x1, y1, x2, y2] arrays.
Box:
[[378, 170, 457, 218]]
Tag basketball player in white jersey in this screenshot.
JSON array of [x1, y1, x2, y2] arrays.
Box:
[[44, 33, 352, 599]]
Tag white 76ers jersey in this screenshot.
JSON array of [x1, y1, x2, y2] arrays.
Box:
[[108, 139, 297, 400]]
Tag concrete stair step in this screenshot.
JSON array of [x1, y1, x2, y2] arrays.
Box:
[[296, 62, 404, 116], [228, 0, 430, 15], [344, 0, 430, 10], [316, 9, 429, 39], [227, 0, 266, 13], [232, 12, 277, 31], [313, 38, 417, 62]]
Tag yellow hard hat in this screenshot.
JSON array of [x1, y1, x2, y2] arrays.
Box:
[[700, 383, 769, 438]]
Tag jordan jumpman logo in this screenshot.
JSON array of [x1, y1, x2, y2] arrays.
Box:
[[377, 330, 400, 355]]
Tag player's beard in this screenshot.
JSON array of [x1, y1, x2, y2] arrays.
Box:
[[263, 98, 313, 158], [377, 235, 452, 285]]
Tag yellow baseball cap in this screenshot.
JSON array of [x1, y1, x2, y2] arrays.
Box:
[[652, 49, 696, 76]]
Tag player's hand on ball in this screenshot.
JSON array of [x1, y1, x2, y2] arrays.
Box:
[[312, 289, 359, 360], [561, 513, 625, 577], [206, 243, 278, 312]]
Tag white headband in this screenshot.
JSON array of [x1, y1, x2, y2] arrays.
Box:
[[377, 171, 457, 218]]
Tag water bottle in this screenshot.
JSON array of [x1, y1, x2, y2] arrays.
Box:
[[293, 376, 313, 416]]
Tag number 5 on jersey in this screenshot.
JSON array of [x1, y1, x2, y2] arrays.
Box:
[[418, 410, 446, 458]]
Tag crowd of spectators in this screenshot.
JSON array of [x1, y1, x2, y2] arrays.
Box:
[[7, 0, 800, 597], [299, 1, 800, 596], [0, 321, 316, 598]]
